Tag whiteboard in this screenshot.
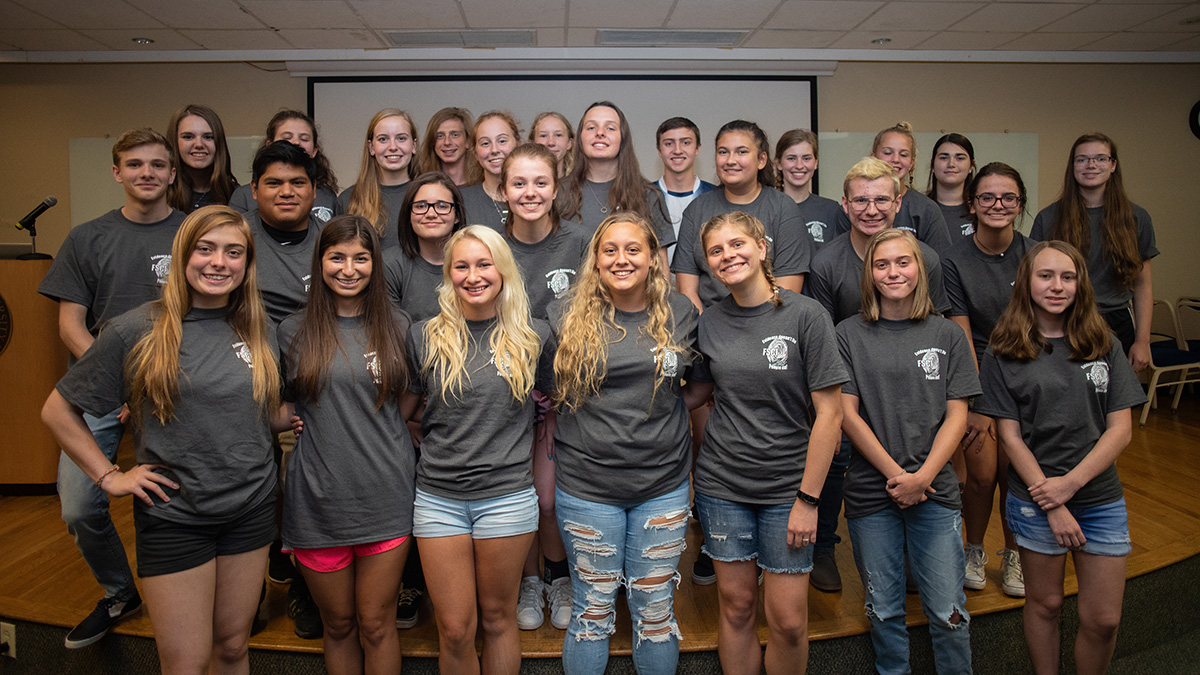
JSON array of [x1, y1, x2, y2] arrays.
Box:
[[309, 76, 815, 189]]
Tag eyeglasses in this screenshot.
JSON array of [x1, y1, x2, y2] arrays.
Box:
[[1073, 154, 1113, 167], [412, 200, 454, 215], [973, 193, 1022, 208], [848, 196, 896, 212]]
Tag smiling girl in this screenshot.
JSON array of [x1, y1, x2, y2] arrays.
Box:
[[339, 109, 420, 250], [925, 133, 977, 242], [459, 111, 521, 233], [529, 112, 576, 180], [167, 104, 239, 213], [774, 129, 841, 254], [383, 172, 466, 322]]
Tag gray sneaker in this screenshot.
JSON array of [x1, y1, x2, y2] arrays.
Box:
[[517, 576, 545, 630], [964, 544, 988, 590], [1000, 548, 1025, 597]]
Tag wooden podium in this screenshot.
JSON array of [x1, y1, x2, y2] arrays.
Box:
[[0, 258, 67, 488]]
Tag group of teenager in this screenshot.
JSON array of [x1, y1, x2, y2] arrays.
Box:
[[35, 99, 1154, 675]]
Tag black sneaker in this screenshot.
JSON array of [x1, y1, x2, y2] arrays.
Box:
[[809, 551, 842, 592], [692, 551, 716, 586], [287, 579, 323, 639], [64, 592, 143, 649], [268, 541, 296, 584], [396, 586, 422, 629]]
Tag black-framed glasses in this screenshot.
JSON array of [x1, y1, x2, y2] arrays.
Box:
[[973, 193, 1022, 208], [1073, 154, 1113, 167], [412, 200, 454, 215]]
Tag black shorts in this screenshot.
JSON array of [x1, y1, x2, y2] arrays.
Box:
[[134, 497, 277, 577], [1102, 306, 1135, 355]]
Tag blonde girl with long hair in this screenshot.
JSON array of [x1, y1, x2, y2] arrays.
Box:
[[338, 109, 420, 249], [43, 205, 289, 675], [402, 225, 554, 675]]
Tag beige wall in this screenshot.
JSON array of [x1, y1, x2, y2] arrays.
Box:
[[1, 60, 1197, 302]]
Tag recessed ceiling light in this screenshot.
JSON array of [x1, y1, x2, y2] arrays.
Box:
[[132, 37, 154, 45], [872, 38, 892, 45]]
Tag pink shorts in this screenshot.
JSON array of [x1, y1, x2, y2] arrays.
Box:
[[287, 536, 407, 573]]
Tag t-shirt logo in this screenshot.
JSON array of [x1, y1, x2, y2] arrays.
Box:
[[959, 222, 975, 237], [312, 206, 333, 223], [762, 335, 797, 371], [807, 220, 827, 244], [654, 346, 679, 378], [915, 347, 946, 380], [150, 254, 171, 285], [545, 268, 576, 298], [1081, 361, 1109, 393], [897, 225, 917, 234], [365, 351, 381, 384], [489, 348, 512, 377], [232, 341, 254, 369], [302, 274, 311, 294]]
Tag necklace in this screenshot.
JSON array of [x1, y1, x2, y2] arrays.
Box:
[[586, 182, 609, 214], [483, 183, 509, 227], [973, 232, 1008, 257]]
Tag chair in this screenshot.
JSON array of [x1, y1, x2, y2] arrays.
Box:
[[1175, 297, 1200, 352], [1141, 299, 1200, 426]]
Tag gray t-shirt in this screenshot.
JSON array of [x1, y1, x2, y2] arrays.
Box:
[[795, 193, 844, 255], [56, 304, 278, 523], [278, 310, 417, 548], [836, 314, 981, 519], [567, 180, 676, 249], [671, 186, 811, 307], [976, 339, 1147, 508], [382, 248, 444, 322], [548, 293, 698, 505], [336, 182, 411, 251], [39, 208, 184, 335], [1029, 202, 1158, 312], [937, 201, 975, 241], [246, 210, 322, 326], [407, 317, 555, 500], [459, 183, 508, 232], [943, 233, 1034, 360], [806, 232, 950, 325], [508, 223, 590, 320], [835, 190, 953, 255], [230, 183, 337, 225], [691, 290, 849, 505]]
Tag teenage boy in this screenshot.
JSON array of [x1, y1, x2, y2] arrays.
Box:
[[38, 128, 183, 648], [654, 117, 716, 264]]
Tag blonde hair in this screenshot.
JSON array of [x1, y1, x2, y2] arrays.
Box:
[[127, 206, 279, 425], [529, 111, 576, 177], [423, 226, 540, 403], [843, 156, 901, 198], [872, 121, 917, 188], [699, 212, 782, 307], [348, 109, 419, 236], [859, 229, 934, 322], [554, 214, 682, 412]]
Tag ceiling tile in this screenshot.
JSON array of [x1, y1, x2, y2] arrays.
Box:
[[741, 28, 846, 47], [565, 27, 596, 46], [347, 0, 466, 29], [768, 1, 884, 31], [996, 31, 1111, 49], [858, 2, 985, 31], [569, 0, 673, 28], [913, 29, 1025, 48], [0, 0, 63, 29], [826, 29, 938, 48], [951, 3, 1085, 32], [460, 0, 564, 28], [178, 28, 293, 49], [1127, 4, 1200, 31], [78, 29, 204, 50], [1079, 29, 1194, 48], [1155, 32, 1200, 48], [122, 0, 261, 30], [275, 27, 386, 48], [666, 0, 780, 29], [536, 27, 566, 46], [241, 0, 366, 29], [0, 29, 108, 50], [1038, 4, 1185, 32], [8, 0, 161, 30]]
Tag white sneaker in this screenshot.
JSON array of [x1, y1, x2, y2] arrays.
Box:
[[545, 577, 572, 630], [1000, 548, 1025, 597], [517, 576, 545, 630], [964, 543, 988, 590]]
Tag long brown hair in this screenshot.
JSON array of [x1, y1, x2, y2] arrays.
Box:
[[287, 216, 409, 408], [500, 143, 560, 238], [773, 128, 818, 191], [990, 241, 1112, 361], [924, 133, 975, 202], [127, 206, 278, 425], [418, 107, 482, 184], [1048, 132, 1142, 289], [560, 101, 660, 223], [348, 109, 419, 236], [859, 229, 934, 322], [263, 109, 339, 194], [166, 104, 239, 211], [397, 171, 465, 260]]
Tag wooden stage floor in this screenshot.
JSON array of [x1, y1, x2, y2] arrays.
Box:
[[3, 397, 1199, 660]]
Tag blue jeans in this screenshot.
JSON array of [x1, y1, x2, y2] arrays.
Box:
[[555, 480, 690, 675], [814, 436, 851, 556], [58, 407, 137, 600], [848, 502, 972, 675]]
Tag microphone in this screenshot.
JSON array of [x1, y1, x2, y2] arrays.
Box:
[[15, 196, 57, 235]]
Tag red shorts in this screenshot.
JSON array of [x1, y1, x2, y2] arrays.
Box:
[[286, 536, 407, 573]]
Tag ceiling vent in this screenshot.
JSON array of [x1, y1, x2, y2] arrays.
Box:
[[596, 29, 746, 47], [384, 30, 536, 48]]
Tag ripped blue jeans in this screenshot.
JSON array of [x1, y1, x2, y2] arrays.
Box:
[[555, 480, 689, 675]]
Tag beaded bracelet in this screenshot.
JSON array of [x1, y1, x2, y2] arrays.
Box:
[[95, 464, 120, 489]]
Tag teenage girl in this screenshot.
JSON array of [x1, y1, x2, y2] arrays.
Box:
[[167, 104, 238, 213], [417, 107, 481, 187], [384, 171, 466, 322], [338, 109, 419, 250], [942, 163, 1035, 598], [529, 111, 576, 179], [550, 213, 698, 674], [459, 111, 521, 232], [1030, 132, 1157, 372], [405, 225, 554, 675], [279, 216, 415, 675], [926, 133, 977, 242], [688, 212, 845, 675], [229, 109, 339, 223], [774, 128, 842, 254], [43, 205, 286, 674], [976, 240, 1146, 675], [837, 229, 979, 674]]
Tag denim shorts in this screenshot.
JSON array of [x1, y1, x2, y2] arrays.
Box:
[[1006, 493, 1132, 557], [134, 496, 277, 577], [413, 486, 539, 539], [694, 492, 814, 574]]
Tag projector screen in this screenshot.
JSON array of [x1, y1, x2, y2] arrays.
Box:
[[309, 75, 816, 189]]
